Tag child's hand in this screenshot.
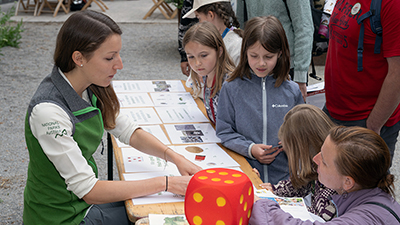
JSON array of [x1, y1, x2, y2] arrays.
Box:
[[180, 62, 191, 76], [252, 168, 260, 177], [251, 144, 283, 164], [259, 183, 273, 192]]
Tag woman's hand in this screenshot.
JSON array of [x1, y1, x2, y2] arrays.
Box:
[[251, 144, 283, 164], [166, 176, 193, 195], [172, 152, 202, 176]]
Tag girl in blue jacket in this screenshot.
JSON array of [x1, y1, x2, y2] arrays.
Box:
[[216, 16, 303, 184]]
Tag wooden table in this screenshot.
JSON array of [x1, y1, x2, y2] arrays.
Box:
[[112, 81, 263, 223]]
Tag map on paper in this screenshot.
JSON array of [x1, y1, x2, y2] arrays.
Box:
[[114, 125, 171, 147], [254, 189, 325, 222], [120, 108, 162, 125], [150, 92, 197, 107], [123, 172, 184, 205], [149, 214, 189, 225], [172, 144, 239, 169], [164, 124, 221, 144], [155, 106, 209, 123], [112, 80, 186, 93], [117, 93, 154, 108]]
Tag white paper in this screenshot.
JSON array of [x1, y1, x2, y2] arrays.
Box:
[[113, 80, 186, 93], [150, 92, 197, 107], [148, 214, 189, 225], [164, 124, 221, 144], [172, 144, 240, 169], [155, 107, 209, 123], [120, 108, 162, 125], [121, 147, 179, 173], [323, 0, 337, 14], [123, 172, 184, 205], [115, 125, 170, 147], [117, 93, 154, 108], [254, 189, 325, 222], [306, 92, 326, 109], [306, 82, 324, 93]]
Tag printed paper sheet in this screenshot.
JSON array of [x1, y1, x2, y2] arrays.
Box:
[[121, 147, 179, 173], [120, 108, 162, 125], [115, 125, 171, 147], [164, 124, 221, 144], [113, 80, 186, 93], [255, 189, 325, 222], [117, 93, 154, 108], [123, 172, 184, 205], [149, 214, 188, 225], [172, 144, 239, 169], [150, 92, 197, 107], [155, 106, 209, 123]]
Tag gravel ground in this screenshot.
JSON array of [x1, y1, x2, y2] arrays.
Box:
[[1, 20, 400, 225]]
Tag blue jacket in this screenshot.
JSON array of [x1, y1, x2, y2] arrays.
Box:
[[249, 187, 400, 224], [216, 72, 303, 184]]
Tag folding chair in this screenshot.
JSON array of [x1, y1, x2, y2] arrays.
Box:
[[81, 0, 108, 12], [15, 0, 40, 16], [143, 0, 178, 20], [36, 0, 70, 17]]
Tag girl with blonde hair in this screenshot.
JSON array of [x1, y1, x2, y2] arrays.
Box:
[[261, 104, 337, 221], [183, 21, 235, 124]]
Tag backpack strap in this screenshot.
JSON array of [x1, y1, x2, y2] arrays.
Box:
[[364, 202, 400, 223], [356, 0, 383, 72]]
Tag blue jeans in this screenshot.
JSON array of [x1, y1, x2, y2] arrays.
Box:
[[80, 201, 132, 225], [323, 105, 400, 166]]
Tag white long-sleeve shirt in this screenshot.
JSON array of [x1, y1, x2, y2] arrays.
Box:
[[29, 72, 139, 198]]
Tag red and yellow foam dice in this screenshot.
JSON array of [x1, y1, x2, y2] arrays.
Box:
[[185, 168, 254, 225]]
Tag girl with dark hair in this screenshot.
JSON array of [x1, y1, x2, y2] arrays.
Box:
[[23, 10, 201, 225], [250, 126, 400, 224], [216, 16, 304, 185]]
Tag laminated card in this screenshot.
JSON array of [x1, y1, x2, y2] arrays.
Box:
[[116, 93, 154, 108], [114, 125, 171, 147], [120, 108, 162, 125], [155, 106, 209, 123], [113, 80, 186, 93], [122, 147, 179, 173], [123, 172, 184, 205], [164, 124, 221, 144], [150, 92, 197, 107], [171, 144, 240, 169]]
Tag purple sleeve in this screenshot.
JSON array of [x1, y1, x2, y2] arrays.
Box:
[[249, 199, 317, 225]]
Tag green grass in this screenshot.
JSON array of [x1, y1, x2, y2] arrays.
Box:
[[0, 5, 24, 55]]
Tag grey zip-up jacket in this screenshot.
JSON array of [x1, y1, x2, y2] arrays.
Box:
[[216, 72, 303, 184]]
